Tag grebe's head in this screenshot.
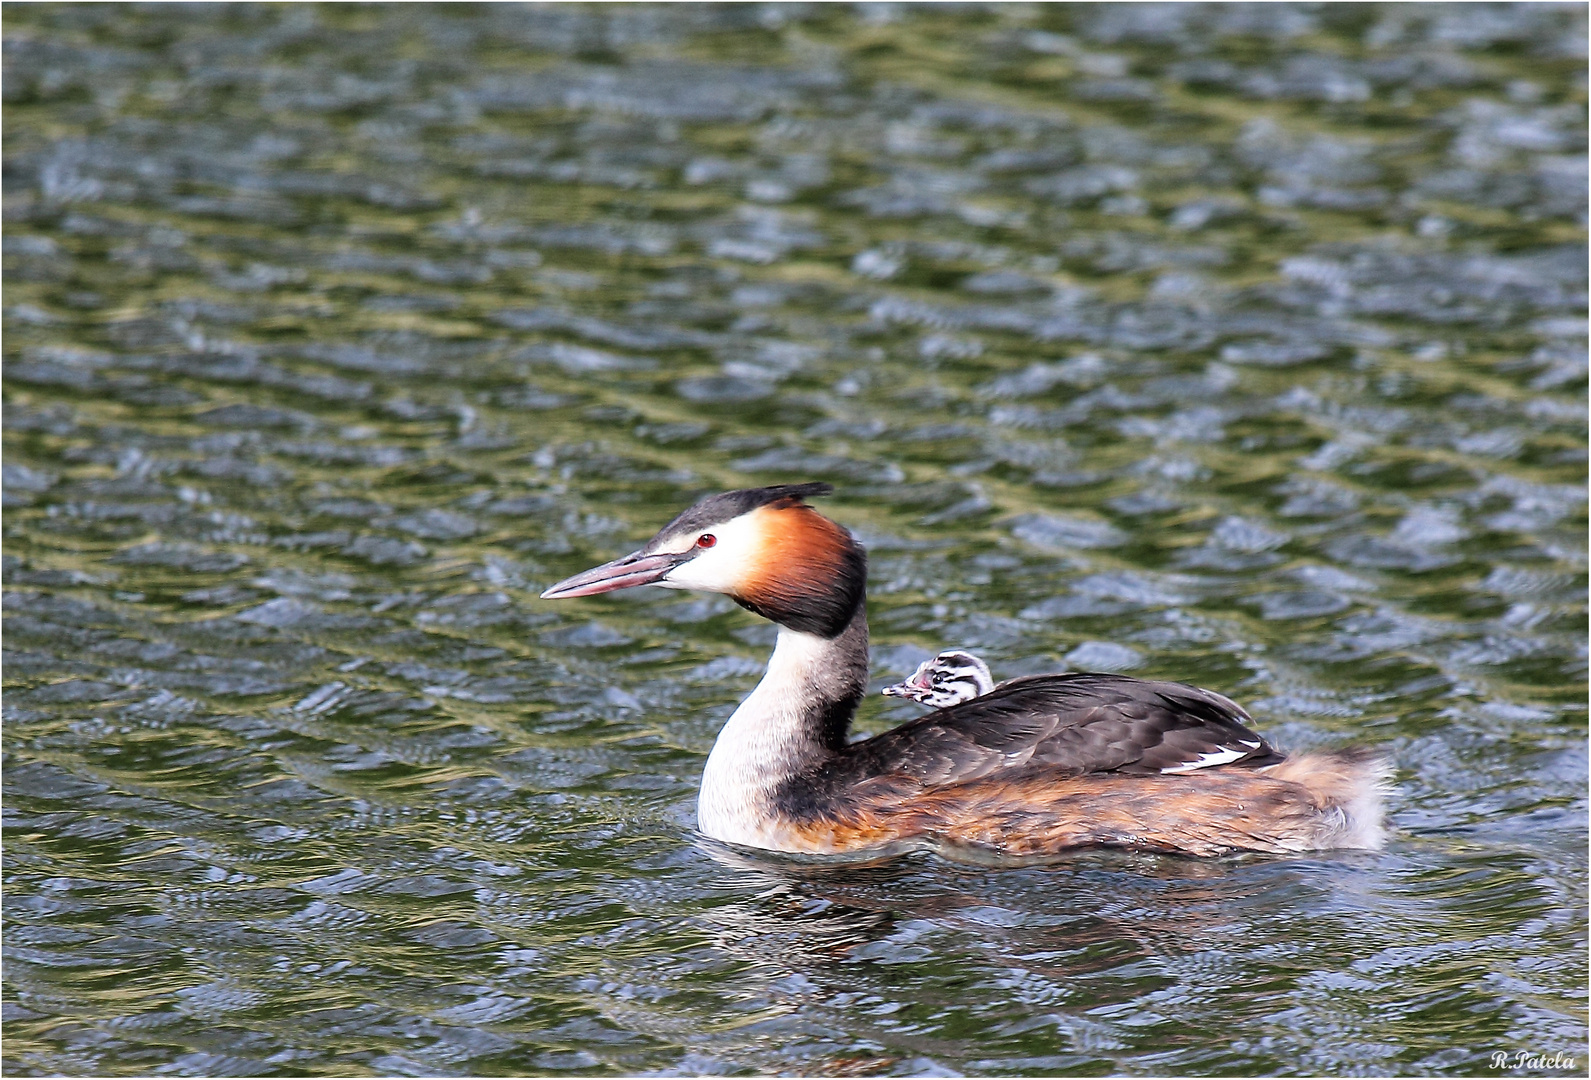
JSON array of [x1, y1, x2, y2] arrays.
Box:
[[540, 483, 866, 637], [881, 649, 994, 708]]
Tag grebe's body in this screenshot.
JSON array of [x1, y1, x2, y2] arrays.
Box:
[[543, 484, 1388, 858]]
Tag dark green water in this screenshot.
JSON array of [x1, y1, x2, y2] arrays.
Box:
[[3, 4, 1586, 1076]]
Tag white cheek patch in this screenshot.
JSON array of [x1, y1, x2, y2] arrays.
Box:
[[657, 512, 764, 593]]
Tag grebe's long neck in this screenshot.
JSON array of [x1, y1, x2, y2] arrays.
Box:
[[697, 604, 868, 847]]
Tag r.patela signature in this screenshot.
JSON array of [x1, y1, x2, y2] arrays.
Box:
[[1490, 1050, 1578, 1071]]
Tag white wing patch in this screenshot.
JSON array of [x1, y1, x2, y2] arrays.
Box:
[[1160, 745, 1252, 774]]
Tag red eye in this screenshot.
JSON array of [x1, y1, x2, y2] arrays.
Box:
[[696, 534, 716, 548]]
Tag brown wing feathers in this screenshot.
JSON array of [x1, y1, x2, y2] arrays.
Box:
[[780, 673, 1283, 821], [916, 675, 1276, 778]]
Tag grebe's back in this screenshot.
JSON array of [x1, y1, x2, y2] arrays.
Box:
[[774, 672, 1385, 858]]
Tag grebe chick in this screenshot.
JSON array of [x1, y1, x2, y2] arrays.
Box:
[[883, 650, 994, 708], [541, 483, 1389, 859]]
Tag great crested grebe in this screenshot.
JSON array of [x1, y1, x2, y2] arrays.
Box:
[[883, 650, 996, 709], [541, 483, 1389, 858]]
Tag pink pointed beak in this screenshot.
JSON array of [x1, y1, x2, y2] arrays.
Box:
[[540, 550, 683, 599], [882, 667, 934, 697]]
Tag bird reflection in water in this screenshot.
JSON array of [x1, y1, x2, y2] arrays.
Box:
[[692, 838, 1320, 992]]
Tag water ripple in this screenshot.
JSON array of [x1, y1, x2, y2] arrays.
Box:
[[4, 4, 1585, 1076]]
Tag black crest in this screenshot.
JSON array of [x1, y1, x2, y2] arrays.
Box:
[[646, 483, 834, 549]]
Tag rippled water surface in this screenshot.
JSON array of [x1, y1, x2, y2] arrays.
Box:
[[4, 4, 1587, 1076]]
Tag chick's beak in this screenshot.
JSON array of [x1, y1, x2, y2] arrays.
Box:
[[540, 550, 682, 599]]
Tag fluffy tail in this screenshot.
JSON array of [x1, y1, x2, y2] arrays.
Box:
[[1260, 746, 1392, 851]]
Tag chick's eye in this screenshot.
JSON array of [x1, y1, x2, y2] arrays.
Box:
[[696, 534, 716, 549]]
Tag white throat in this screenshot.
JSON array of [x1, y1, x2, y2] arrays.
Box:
[[696, 612, 866, 848]]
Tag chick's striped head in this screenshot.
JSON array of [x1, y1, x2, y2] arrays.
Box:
[[882, 650, 994, 708]]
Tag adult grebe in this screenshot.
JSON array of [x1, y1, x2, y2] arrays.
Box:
[[883, 650, 996, 709], [541, 483, 1389, 858]]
